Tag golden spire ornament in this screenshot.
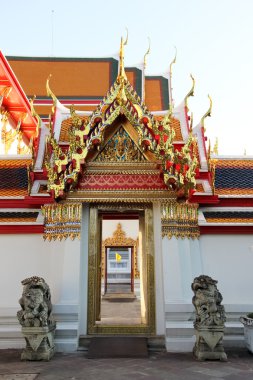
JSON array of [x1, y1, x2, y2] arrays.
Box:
[[118, 28, 128, 82], [201, 94, 212, 131]]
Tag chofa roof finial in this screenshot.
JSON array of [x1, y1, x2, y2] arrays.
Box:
[[201, 94, 212, 130], [143, 37, 151, 70], [184, 74, 195, 111], [118, 28, 128, 82]]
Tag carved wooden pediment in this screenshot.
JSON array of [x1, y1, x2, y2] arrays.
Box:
[[94, 126, 146, 163]]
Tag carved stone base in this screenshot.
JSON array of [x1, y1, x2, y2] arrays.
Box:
[[21, 324, 56, 361], [193, 328, 227, 361]]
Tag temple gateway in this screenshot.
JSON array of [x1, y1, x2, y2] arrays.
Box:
[[0, 40, 253, 353]]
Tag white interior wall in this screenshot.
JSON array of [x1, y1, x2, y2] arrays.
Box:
[[102, 220, 139, 240]]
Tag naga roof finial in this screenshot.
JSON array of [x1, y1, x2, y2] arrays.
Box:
[[201, 94, 212, 130], [184, 74, 195, 110], [143, 37, 151, 70], [46, 74, 57, 112], [118, 28, 128, 82], [30, 95, 42, 137]]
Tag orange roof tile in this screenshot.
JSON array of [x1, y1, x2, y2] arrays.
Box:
[[215, 188, 253, 195], [215, 159, 253, 168], [205, 217, 253, 223], [0, 188, 27, 197], [8, 58, 116, 97], [0, 159, 31, 167], [145, 79, 163, 111]]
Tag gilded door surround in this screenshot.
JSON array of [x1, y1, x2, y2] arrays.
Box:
[[87, 203, 156, 335]]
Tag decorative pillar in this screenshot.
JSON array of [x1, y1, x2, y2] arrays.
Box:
[[153, 202, 165, 335]]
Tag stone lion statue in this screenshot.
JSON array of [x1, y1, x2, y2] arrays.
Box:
[[17, 276, 53, 327], [192, 275, 226, 327]]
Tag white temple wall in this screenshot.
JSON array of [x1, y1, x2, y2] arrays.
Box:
[[163, 233, 253, 352], [0, 234, 81, 351], [0, 234, 80, 307], [162, 234, 253, 305], [1, 234, 51, 308], [162, 237, 203, 305], [200, 234, 253, 304], [1, 227, 252, 352]]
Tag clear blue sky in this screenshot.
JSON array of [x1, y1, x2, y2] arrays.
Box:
[[2, 0, 253, 155]]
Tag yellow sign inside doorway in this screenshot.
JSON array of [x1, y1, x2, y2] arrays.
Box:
[[115, 252, 122, 262]]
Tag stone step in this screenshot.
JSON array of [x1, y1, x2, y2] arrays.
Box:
[[79, 335, 165, 353]]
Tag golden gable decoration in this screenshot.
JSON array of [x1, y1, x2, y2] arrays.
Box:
[[95, 126, 146, 162]]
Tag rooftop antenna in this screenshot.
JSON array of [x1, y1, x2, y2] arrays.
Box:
[[168, 46, 177, 112], [51, 10, 54, 57]]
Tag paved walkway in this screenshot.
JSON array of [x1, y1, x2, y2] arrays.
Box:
[[0, 349, 253, 380]]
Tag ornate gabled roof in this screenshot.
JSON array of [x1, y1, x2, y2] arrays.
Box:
[[44, 45, 199, 199]]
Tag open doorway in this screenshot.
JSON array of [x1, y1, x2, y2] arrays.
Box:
[[87, 205, 155, 335], [100, 218, 140, 325]]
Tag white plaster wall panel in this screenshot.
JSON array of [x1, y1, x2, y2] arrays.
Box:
[[0, 235, 80, 308], [48, 239, 80, 304], [163, 237, 204, 305], [189, 239, 203, 279], [200, 235, 253, 304], [45, 240, 64, 304], [177, 239, 193, 302], [0, 234, 51, 307], [162, 237, 184, 303]]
